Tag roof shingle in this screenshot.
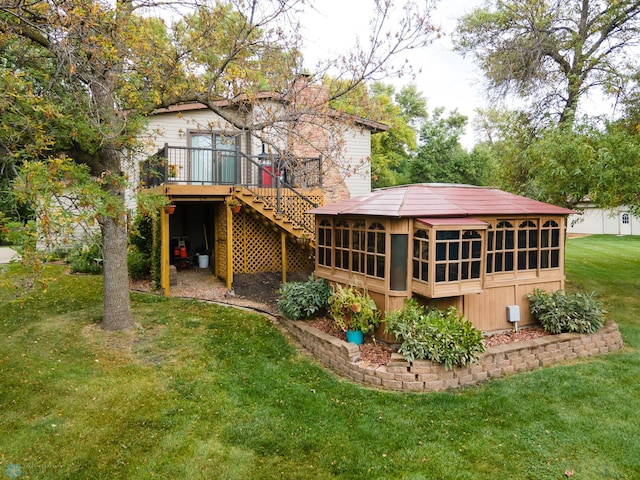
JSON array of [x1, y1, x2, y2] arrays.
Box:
[[309, 184, 576, 217]]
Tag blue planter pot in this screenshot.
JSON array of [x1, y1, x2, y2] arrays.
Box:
[[345, 329, 364, 345]]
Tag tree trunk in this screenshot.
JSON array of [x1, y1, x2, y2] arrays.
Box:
[[101, 205, 134, 331]]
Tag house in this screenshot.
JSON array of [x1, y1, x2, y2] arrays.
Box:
[[568, 202, 639, 236], [138, 80, 388, 293], [309, 184, 575, 335]]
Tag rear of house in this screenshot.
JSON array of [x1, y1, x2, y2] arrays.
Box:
[[137, 92, 387, 293]]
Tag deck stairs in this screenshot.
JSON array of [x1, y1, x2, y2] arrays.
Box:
[[230, 186, 317, 249]]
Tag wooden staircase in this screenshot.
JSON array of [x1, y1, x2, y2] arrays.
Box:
[[230, 187, 318, 249]]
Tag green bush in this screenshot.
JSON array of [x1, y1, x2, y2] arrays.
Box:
[[277, 275, 331, 320], [328, 284, 380, 333], [526, 288, 606, 334], [385, 299, 485, 369], [128, 248, 151, 280], [68, 242, 103, 274], [130, 214, 153, 255]]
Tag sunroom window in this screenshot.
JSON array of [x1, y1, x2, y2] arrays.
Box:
[[487, 221, 515, 273], [434, 230, 482, 283], [412, 229, 429, 282], [317, 219, 332, 267], [540, 220, 560, 269], [487, 218, 562, 275], [517, 220, 538, 270], [412, 218, 487, 297], [331, 219, 385, 278]]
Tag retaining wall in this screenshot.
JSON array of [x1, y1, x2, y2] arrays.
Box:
[[281, 319, 624, 392]]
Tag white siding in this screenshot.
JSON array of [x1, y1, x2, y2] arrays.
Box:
[[143, 109, 241, 155], [341, 125, 372, 197], [568, 204, 640, 235]]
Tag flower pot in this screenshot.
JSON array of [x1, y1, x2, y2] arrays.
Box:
[[232, 205, 242, 214], [345, 329, 364, 345]]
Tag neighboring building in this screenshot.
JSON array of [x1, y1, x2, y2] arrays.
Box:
[[568, 203, 639, 236], [310, 184, 575, 334], [138, 81, 387, 293]]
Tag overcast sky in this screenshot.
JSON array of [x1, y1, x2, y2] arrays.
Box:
[[299, 0, 485, 147]]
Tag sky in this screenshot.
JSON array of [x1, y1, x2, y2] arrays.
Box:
[[298, 0, 485, 147]]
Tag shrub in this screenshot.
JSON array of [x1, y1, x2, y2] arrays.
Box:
[[128, 248, 151, 280], [328, 284, 380, 333], [68, 242, 103, 274], [277, 275, 331, 320], [130, 214, 153, 255], [385, 299, 485, 369], [526, 288, 605, 334]]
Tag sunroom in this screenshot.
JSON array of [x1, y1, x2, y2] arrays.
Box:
[[310, 184, 574, 333]]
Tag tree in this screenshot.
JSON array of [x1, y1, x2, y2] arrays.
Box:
[[0, 0, 439, 330], [408, 107, 493, 185], [455, 0, 640, 126], [369, 84, 427, 187]]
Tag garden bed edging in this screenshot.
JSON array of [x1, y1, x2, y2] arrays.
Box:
[[281, 319, 624, 392]]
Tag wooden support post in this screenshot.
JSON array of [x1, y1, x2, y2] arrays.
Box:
[[226, 204, 234, 290], [281, 230, 287, 284], [161, 207, 170, 296]]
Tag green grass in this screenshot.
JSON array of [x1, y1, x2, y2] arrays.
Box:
[[1, 235, 639, 479]]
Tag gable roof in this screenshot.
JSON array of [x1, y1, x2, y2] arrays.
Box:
[[309, 184, 576, 217], [149, 99, 389, 133]]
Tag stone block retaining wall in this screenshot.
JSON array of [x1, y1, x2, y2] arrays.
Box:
[[281, 319, 624, 392]]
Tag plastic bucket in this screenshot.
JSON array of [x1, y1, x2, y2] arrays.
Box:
[[198, 254, 209, 268]]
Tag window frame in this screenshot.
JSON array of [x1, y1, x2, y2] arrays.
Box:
[[485, 217, 563, 282], [412, 219, 487, 298]]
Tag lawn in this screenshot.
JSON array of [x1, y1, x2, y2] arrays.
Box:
[[1, 235, 639, 479]]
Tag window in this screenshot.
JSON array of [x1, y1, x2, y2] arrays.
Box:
[[540, 220, 560, 269], [517, 220, 538, 270], [351, 220, 366, 274], [335, 220, 350, 271], [190, 133, 238, 183], [412, 229, 429, 283], [487, 221, 515, 273], [317, 220, 332, 267], [332, 219, 385, 278], [487, 218, 561, 274], [434, 230, 482, 283], [366, 222, 386, 278], [622, 213, 630, 224]]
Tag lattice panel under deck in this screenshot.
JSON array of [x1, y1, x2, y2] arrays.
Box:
[[285, 238, 315, 272], [232, 210, 314, 274], [233, 211, 281, 273]]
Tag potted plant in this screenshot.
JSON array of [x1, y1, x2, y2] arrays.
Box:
[[328, 284, 380, 345], [227, 198, 242, 213]]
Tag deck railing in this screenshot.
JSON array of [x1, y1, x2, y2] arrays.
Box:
[[141, 144, 323, 234]]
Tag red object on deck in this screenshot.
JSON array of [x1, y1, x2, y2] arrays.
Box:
[[260, 165, 272, 187]]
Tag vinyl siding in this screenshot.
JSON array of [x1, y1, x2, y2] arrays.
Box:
[[341, 125, 372, 197]]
